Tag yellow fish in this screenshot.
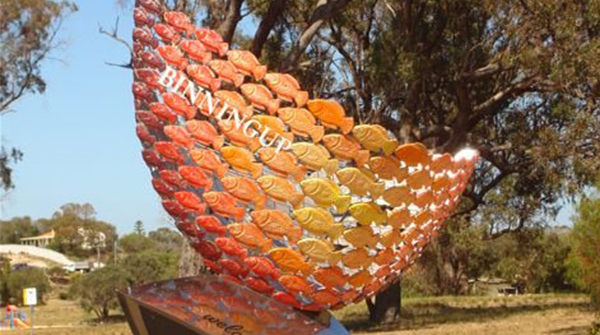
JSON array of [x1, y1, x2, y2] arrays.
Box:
[[349, 270, 372, 288], [336, 167, 385, 199], [349, 202, 387, 226], [300, 178, 351, 213], [298, 238, 342, 264], [368, 156, 407, 181], [293, 207, 344, 240], [388, 208, 411, 229], [395, 143, 431, 167], [352, 125, 398, 156], [220, 146, 263, 178], [381, 228, 402, 248], [257, 175, 304, 208], [306, 99, 354, 134], [291, 143, 339, 175], [343, 226, 379, 248], [342, 248, 372, 269], [322, 134, 370, 167], [267, 248, 313, 275], [383, 186, 415, 207]]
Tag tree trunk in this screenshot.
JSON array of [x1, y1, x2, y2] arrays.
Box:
[[366, 281, 401, 324], [178, 238, 205, 277]]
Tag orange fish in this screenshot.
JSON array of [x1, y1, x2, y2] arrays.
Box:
[[154, 141, 183, 163], [163, 11, 194, 34], [407, 169, 432, 189], [257, 175, 304, 209], [381, 228, 402, 248], [267, 248, 313, 275], [291, 143, 339, 174], [253, 115, 294, 142], [245, 276, 274, 295], [178, 166, 213, 190], [179, 39, 212, 64], [162, 92, 196, 119], [383, 186, 415, 207], [277, 108, 324, 143], [388, 208, 411, 229], [279, 275, 314, 295], [241, 84, 280, 115], [186, 64, 221, 92], [216, 237, 248, 258], [250, 210, 303, 243], [244, 256, 280, 279], [185, 120, 224, 149], [214, 90, 254, 118], [342, 248, 373, 269], [218, 119, 261, 152], [190, 149, 229, 177], [203, 192, 245, 221], [374, 248, 395, 265], [195, 28, 229, 56], [322, 134, 370, 166], [395, 143, 431, 166], [220, 146, 263, 178], [313, 267, 347, 289], [311, 290, 341, 307], [154, 23, 181, 44], [174, 192, 206, 213], [222, 176, 267, 209], [307, 99, 354, 134], [349, 270, 372, 288], [264, 73, 309, 107], [228, 223, 272, 252], [226, 50, 267, 80], [157, 45, 188, 70], [208, 60, 244, 87], [164, 125, 195, 148], [430, 153, 454, 174], [257, 148, 306, 183], [368, 156, 407, 181], [196, 215, 227, 235]]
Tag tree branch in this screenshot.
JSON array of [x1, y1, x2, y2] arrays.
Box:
[[250, 0, 289, 57], [217, 0, 245, 43], [98, 17, 133, 69]]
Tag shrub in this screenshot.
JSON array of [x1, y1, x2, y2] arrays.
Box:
[[6, 267, 50, 305]]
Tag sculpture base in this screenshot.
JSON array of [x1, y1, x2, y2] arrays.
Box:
[[117, 275, 350, 335]]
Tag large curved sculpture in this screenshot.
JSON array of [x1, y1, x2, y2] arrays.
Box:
[[131, 0, 478, 312]]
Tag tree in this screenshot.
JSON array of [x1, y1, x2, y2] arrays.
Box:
[[0, 0, 76, 191], [148, 227, 183, 251], [6, 267, 50, 305], [118, 233, 157, 254], [134, 220, 145, 235], [122, 251, 179, 285], [69, 265, 131, 320], [0, 216, 40, 244]]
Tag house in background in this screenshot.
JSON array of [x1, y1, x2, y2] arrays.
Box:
[[19, 230, 55, 248]]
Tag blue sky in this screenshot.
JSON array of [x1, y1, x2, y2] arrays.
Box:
[[0, 1, 575, 235]]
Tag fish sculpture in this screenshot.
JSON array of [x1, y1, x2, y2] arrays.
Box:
[[221, 176, 267, 209], [214, 90, 254, 118], [140, 50, 165, 71], [163, 11, 194, 35], [162, 92, 197, 119], [196, 215, 228, 236], [228, 223, 273, 252], [251, 210, 303, 243], [395, 143, 431, 166], [175, 191, 206, 212], [257, 148, 306, 182], [178, 166, 213, 190], [185, 120, 224, 149], [157, 45, 188, 70], [387, 208, 412, 229], [322, 134, 370, 166], [190, 149, 229, 178], [383, 186, 415, 207], [300, 178, 351, 213], [336, 167, 385, 199], [342, 248, 373, 269], [133, 7, 154, 28], [154, 141, 183, 163], [241, 84, 280, 115], [244, 256, 280, 279], [313, 267, 347, 289], [343, 226, 380, 249], [186, 64, 221, 92], [215, 237, 248, 258], [298, 238, 342, 264], [195, 28, 229, 56], [349, 202, 388, 226], [136, 123, 156, 145], [154, 23, 181, 44], [264, 73, 309, 107], [203, 192, 245, 220], [352, 125, 398, 156], [267, 248, 313, 275], [220, 146, 263, 178], [179, 39, 213, 64], [307, 99, 354, 134], [227, 50, 267, 80], [293, 207, 343, 240], [149, 102, 177, 123], [291, 143, 338, 175], [253, 115, 295, 142], [164, 125, 195, 148], [369, 156, 407, 181], [278, 108, 325, 143], [279, 276, 314, 295], [257, 175, 304, 209], [218, 119, 261, 152], [209, 60, 245, 87]]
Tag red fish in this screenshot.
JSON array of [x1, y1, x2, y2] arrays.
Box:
[[203, 192, 245, 221], [193, 241, 222, 261], [133, 27, 158, 48], [133, 7, 154, 28], [178, 166, 213, 190], [140, 50, 165, 71], [219, 259, 249, 278], [134, 68, 164, 91], [133, 41, 144, 55], [152, 178, 175, 197], [154, 23, 181, 44], [186, 64, 221, 92], [132, 82, 156, 103], [175, 191, 206, 213], [202, 259, 223, 274], [185, 120, 224, 149], [179, 39, 212, 64], [149, 102, 178, 123], [244, 276, 274, 294], [163, 11, 194, 35], [154, 141, 183, 163], [195, 215, 227, 235], [135, 110, 163, 129], [195, 28, 229, 56], [272, 292, 300, 309], [142, 149, 164, 168], [162, 199, 186, 218], [215, 237, 248, 258], [243, 257, 280, 279], [162, 92, 197, 120], [137, 0, 163, 15], [190, 149, 229, 178], [176, 220, 204, 238], [159, 170, 187, 189], [136, 123, 156, 145], [157, 45, 188, 70], [208, 60, 244, 87], [164, 125, 195, 148]]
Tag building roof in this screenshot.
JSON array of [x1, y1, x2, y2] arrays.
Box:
[[20, 229, 56, 241]]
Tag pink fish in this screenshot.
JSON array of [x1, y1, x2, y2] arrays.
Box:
[[133, 7, 154, 28], [154, 23, 181, 44], [137, 0, 163, 15], [134, 68, 164, 91], [164, 125, 195, 148], [133, 27, 158, 48], [162, 92, 197, 120]]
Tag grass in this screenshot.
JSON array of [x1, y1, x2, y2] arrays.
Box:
[[3, 294, 595, 334]]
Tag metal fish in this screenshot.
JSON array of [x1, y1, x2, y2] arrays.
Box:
[[307, 99, 354, 134], [228, 223, 273, 252], [267, 248, 313, 276], [250, 210, 302, 243], [132, 82, 157, 103], [163, 11, 194, 35], [257, 148, 306, 183], [190, 149, 229, 178], [193, 241, 221, 261], [214, 90, 254, 118], [186, 64, 221, 92], [149, 102, 177, 123], [203, 192, 245, 221], [241, 84, 280, 115], [264, 73, 309, 107], [349, 202, 388, 226], [133, 27, 158, 48], [159, 169, 187, 189], [164, 125, 195, 148], [162, 92, 197, 119], [215, 237, 248, 258], [154, 23, 181, 44], [157, 45, 188, 70], [388, 208, 411, 229], [195, 215, 227, 236], [174, 192, 206, 213], [253, 115, 294, 142], [154, 141, 183, 163], [374, 248, 395, 266], [218, 119, 261, 152], [136, 123, 156, 146], [220, 146, 263, 178], [368, 155, 407, 181], [178, 166, 213, 190], [142, 149, 164, 168], [279, 275, 314, 295], [137, 0, 163, 15], [395, 143, 431, 166], [300, 178, 351, 213], [278, 108, 324, 143], [219, 258, 249, 278], [322, 134, 370, 167], [257, 175, 304, 209], [342, 248, 373, 269], [352, 125, 398, 155], [140, 50, 165, 71], [298, 238, 342, 264], [336, 167, 385, 199], [185, 120, 225, 150], [310, 290, 340, 307], [313, 267, 347, 289], [162, 199, 186, 218], [407, 169, 432, 189], [222, 176, 267, 209], [209, 60, 244, 87], [179, 39, 212, 64], [291, 143, 338, 175], [343, 226, 379, 249], [383, 186, 415, 207], [227, 50, 267, 80], [152, 178, 175, 197], [244, 276, 274, 294], [195, 28, 229, 56], [430, 153, 454, 174], [381, 228, 402, 248], [134, 7, 154, 28], [135, 68, 164, 91], [244, 256, 280, 279], [292, 207, 343, 240]]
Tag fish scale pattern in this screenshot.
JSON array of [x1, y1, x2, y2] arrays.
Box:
[[132, 0, 479, 311]]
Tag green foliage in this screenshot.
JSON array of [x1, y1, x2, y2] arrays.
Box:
[[118, 233, 157, 254], [133, 220, 145, 235], [69, 265, 131, 320], [5, 267, 50, 305], [148, 227, 183, 251], [121, 251, 179, 285], [0, 216, 40, 244]]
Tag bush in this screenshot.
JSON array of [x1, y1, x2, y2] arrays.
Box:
[[59, 292, 69, 300], [121, 251, 179, 285], [6, 267, 50, 305]]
